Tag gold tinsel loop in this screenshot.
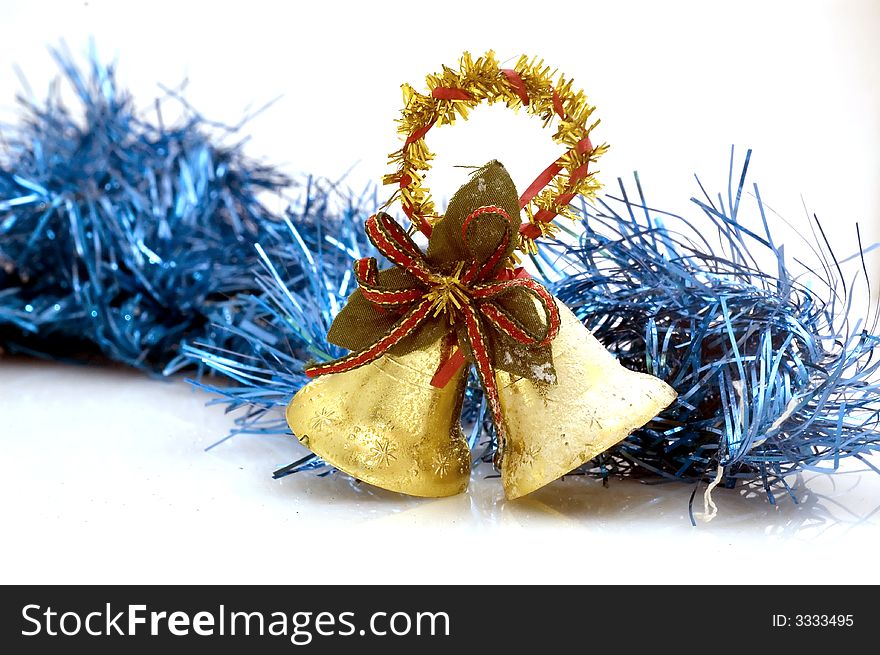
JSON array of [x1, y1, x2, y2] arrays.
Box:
[[382, 50, 608, 251]]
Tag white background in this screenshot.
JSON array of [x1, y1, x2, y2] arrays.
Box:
[[1, 0, 879, 584]]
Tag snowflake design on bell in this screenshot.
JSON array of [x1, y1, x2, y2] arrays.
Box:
[[432, 452, 451, 477], [310, 407, 337, 431], [368, 437, 398, 468]]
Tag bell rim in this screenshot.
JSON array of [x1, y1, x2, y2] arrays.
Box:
[[305, 440, 471, 498]]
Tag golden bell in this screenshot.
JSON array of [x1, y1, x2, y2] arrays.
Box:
[[497, 299, 677, 499], [285, 336, 471, 497]]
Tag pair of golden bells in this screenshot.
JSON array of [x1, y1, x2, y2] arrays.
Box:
[[287, 51, 674, 499], [286, 161, 676, 499]]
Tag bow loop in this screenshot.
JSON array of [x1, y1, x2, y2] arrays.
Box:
[[426, 161, 520, 278], [474, 277, 561, 347], [364, 213, 434, 285]]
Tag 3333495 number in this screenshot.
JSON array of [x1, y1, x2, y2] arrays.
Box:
[[772, 614, 854, 627]]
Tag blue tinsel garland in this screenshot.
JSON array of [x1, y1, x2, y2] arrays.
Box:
[[0, 47, 289, 369], [557, 156, 880, 499], [2, 51, 878, 502]]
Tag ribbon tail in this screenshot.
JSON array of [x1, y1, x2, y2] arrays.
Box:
[[306, 299, 433, 378], [460, 303, 507, 468]]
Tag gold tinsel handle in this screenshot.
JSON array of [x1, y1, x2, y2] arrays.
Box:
[[382, 50, 608, 252]]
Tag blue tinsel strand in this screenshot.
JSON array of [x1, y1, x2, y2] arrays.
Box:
[[0, 47, 289, 369]]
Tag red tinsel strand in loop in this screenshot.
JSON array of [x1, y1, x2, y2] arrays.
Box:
[[500, 69, 530, 105], [304, 209, 561, 460], [431, 87, 473, 101], [519, 134, 593, 226]]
